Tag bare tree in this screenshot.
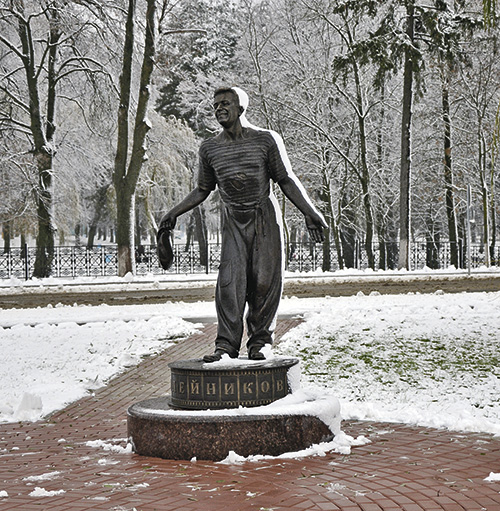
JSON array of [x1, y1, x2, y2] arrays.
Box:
[[138, 112, 198, 241], [0, 0, 112, 276]]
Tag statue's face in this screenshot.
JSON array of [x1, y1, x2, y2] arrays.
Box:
[[213, 92, 241, 128]]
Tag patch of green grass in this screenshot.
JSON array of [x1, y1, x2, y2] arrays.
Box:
[[280, 329, 500, 389]]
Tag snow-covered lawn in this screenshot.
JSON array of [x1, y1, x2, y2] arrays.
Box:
[[277, 291, 500, 435], [1, 287, 500, 438]]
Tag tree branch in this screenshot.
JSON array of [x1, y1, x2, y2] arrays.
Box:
[[160, 28, 207, 36], [54, 66, 106, 85], [0, 84, 30, 113], [1, 64, 26, 82], [274, 96, 362, 180], [58, 55, 106, 73], [0, 116, 32, 134], [0, 34, 25, 60]]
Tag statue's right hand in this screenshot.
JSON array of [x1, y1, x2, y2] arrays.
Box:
[[159, 211, 177, 231]]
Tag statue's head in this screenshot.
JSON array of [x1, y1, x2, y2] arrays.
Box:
[[213, 87, 245, 128]]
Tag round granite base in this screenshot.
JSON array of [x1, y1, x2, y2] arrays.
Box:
[[127, 396, 334, 461]]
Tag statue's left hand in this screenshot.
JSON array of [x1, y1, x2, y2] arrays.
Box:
[[305, 213, 327, 243], [159, 211, 177, 231]]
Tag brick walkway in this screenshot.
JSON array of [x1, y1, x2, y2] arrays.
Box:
[[1, 319, 500, 510]]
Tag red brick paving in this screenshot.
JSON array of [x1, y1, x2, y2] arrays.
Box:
[[1, 319, 500, 510]]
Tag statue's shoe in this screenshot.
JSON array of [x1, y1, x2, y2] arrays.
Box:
[[203, 349, 237, 363], [248, 346, 266, 360]]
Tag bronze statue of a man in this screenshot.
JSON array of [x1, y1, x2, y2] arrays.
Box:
[[160, 87, 326, 362]]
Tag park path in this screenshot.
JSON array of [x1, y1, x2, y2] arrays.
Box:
[[1, 319, 500, 510], [1, 272, 500, 309]]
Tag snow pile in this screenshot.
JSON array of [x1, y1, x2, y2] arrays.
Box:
[[218, 432, 370, 464], [204, 344, 277, 368], [23, 471, 62, 482], [485, 472, 500, 482], [15, 393, 43, 422], [0, 310, 199, 423], [0, 301, 215, 329], [85, 439, 133, 454], [0, 273, 218, 296], [142, 386, 341, 432], [29, 487, 66, 497], [2, 265, 498, 295]]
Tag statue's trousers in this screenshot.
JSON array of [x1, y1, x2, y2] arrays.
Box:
[[214, 196, 282, 356]]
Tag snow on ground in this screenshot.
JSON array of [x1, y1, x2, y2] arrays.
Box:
[[277, 291, 500, 436], [1, 275, 500, 439], [0, 307, 200, 423]]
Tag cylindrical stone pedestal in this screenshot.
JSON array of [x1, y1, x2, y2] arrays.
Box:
[[127, 396, 334, 461], [127, 356, 338, 461]]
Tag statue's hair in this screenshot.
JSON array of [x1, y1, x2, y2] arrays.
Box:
[[214, 87, 240, 104]]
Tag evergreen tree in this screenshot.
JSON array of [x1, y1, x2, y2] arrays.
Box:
[[155, 0, 243, 138]]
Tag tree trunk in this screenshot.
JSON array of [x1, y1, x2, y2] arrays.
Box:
[[490, 143, 497, 263], [87, 184, 110, 249], [20, 234, 27, 260], [477, 119, 491, 266], [319, 178, 343, 271], [361, 178, 375, 269], [375, 82, 391, 271], [379, 239, 387, 270], [340, 229, 356, 269], [75, 224, 82, 246], [354, 86, 375, 270], [398, 0, 415, 270], [441, 69, 459, 268], [332, 221, 344, 270], [113, 0, 156, 276], [339, 193, 356, 268], [113, 0, 136, 276], [490, 195, 496, 264], [481, 175, 490, 266], [185, 215, 194, 251], [387, 221, 399, 270], [193, 206, 208, 268], [87, 225, 97, 249], [426, 223, 440, 269], [376, 84, 386, 270], [115, 183, 135, 275], [345, 18, 375, 270], [135, 202, 143, 248], [32, 151, 55, 278], [322, 227, 331, 272], [2, 222, 11, 254], [16, 5, 61, 277]]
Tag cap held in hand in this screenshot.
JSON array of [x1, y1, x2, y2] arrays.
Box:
[[156, 227, 174, 270]]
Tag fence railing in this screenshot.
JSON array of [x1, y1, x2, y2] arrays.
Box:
[[0, 241, 499, 280]]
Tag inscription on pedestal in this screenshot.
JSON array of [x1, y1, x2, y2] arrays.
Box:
[[169, 358, 299, 410]]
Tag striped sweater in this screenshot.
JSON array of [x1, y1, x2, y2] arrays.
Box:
[[198, 128, 289, 208]]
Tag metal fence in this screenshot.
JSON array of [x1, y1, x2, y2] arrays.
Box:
[[1, 241, 499, 280]]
